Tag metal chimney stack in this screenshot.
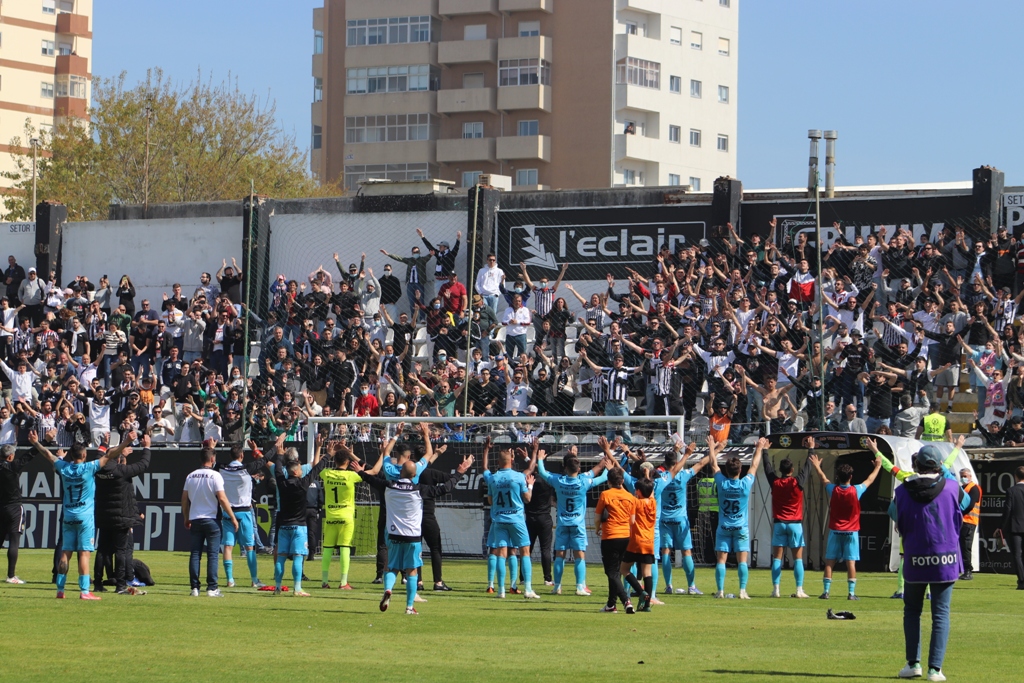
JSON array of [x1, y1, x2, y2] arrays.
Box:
[[807, 130, 822, 196], [824, 130, 838, 198]]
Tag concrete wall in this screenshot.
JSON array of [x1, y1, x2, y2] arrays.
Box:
[[61, 217, 242, 307], [3, 222, 36, 278], [269, 209, 468, 313]]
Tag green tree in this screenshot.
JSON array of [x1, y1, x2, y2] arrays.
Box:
[[3, 69, 335, 221]]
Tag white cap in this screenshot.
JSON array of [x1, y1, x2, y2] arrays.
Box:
[[527, 404, 538, 413], [397, 403, 407, 411]]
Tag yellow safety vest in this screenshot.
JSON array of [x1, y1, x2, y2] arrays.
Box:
[[697, 478, 718, 512], [921, 413, 946, 441]]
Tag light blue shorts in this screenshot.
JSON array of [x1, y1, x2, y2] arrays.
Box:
[[387, 540, 423, 572], [222, 510, 255, 548], [277, 525, 308, 557], [62, 518, 95, 552], [487, 520, 530, 548], [659, 520, 693, 551], [771, 521, 806, 549], [825, 531, 860, 562], [554, 524, 588, 552], [715, 525, 750, 554]]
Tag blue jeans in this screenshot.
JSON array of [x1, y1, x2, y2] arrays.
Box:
[[904, 581, 954, 671], [605, 400, 632, 443], [131, 353, 153, 380], [506, 333, 527, 358], [483, 295, 499, 318], [407, 283, 425, 323], [189, 518, 221, 591], [866, 416, 890, 433]]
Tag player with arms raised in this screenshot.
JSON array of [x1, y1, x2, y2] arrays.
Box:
[[320, 442, 364, 589], [710, 436, 767, 599], [29, 431, 123, 599], [809, 451, 882, 600], [764, 436, 815, 598], [536, 443, 612, 596], [660, 439, 714, 596], [482, 442, 539, 600]]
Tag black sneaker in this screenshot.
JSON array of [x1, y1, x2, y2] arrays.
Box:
[[371, 576, 383, 585], [433, 582, 453, 591], [379, 590, 391, 612], [94, 585, 109, 593]]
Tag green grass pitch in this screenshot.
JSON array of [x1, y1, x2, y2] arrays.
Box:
[[0, 550, 1020, 682]]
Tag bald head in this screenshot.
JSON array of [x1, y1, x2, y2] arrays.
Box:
[[400, 461, 417, 479]]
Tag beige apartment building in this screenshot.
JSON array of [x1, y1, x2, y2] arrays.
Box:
[[312, 0, 736, 192], [0, 0, 92, 200]]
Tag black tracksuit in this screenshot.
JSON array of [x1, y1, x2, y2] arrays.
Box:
[[0, 449, 34, 579], [94, 448, 151, 591]]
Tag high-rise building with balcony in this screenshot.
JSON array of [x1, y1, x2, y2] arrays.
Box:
[[312, 0, 736, 192], [0, 0, 93, 201]]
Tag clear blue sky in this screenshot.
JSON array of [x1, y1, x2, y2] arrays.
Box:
[[94, 0, 1021, 190]]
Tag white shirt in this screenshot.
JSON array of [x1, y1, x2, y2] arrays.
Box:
[[384, 479, 424, 537], [0, 417, 14, 445], [218, 461, 254, 508], [0, 361, 34, 403], [777, 352, 800, 381], [506, 381, 530, 412], [88, 397, 110, 430], [0, 308, 15, 337], [476, 265, 504, 297], [503, 305, 532, 336], [162, 308, 184, 338], [184, 467, 225, 520]]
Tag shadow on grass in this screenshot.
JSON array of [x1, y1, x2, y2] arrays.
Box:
[[705, 671, 891, 680]]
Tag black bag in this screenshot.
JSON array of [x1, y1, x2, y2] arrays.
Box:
[[132, 559, 155, 586]]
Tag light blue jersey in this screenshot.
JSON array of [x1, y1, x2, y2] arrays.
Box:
[[624, 471, 671, 522], [53, 459, 102, 522], [483, 469, 528, 523], [660, 468, 697, 523], [537, 460, 608, 528], [384, 457, 427, 483], [715, 471, 755, 529]]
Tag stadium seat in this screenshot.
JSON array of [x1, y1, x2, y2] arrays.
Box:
[[743, 435, 760, 445], [572, 397, 593, 415], [538, 434, 558, 443], [963, 436, 984, 448], [559, 434, 579, 444], [631, 434, 647, 445], [650, 434, 667, 444], [695, 397, 706, 416], [385, 328, 395, 345], [794, 416, 805, 432], [565, 325, 578, 342], [626, 397, 637, 413], [474, 435, 489, 443], [581, 434, 601, 444], [526, 326, 536, 344], [492, 435, 512, 443]]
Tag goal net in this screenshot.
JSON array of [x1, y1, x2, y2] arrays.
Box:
[[303, 414, 720, 563]]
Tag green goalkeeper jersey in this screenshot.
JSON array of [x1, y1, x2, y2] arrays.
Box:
[[320, 469, 361, 521]]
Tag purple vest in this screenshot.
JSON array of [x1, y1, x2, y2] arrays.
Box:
[[896, 478, 963, 583]]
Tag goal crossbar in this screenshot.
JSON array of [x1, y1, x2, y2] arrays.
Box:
[[304, 415, 686, 463]]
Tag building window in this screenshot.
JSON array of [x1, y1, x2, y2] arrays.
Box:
[[623, 169, 636, 185], [345, 163, 433, 191], [616, 57, 660, 89], [670, 27, 682, 45], [463, 122, 484, 139], [41, 40, 55, 56], [347, 16, 433, 46], [41, 82, 54, 98], [464, 24, 487, 40], [669, 125, 681, 143], [625, 22, 638, 35], [313, 78, 323, 102], [689, 129, 701, 147], [668, 174, 681, 186], [518, 21, 540, 37], [669, 75, 681, 94], [518, 119, 539, 136], [43, 0, 56, 14], [690, 79, 702, 98], [718, 37, 730, 55], [516, 169, 538, 186], [720, 0, 730, 6], [463, 72, 485, 89], [346, 65, 435, 94], [690, 31, 702, 49], [58, 42, 72, 56], [689, 177, 701, 191], [55, 75, 86, 98], [345, 114, 436, 143], [312, 125, 322, 150], [314, 30, 324, 54], [717, 134, 729, 152], [462, 171, 482, 187], [718, 85, 730, 103], [59, 0, 73, 9], [499, 59, 551, 87], [623, 119, 645, 136]]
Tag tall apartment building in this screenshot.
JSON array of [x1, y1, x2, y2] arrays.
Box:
[[312, 0, 736, 192], [0, 0, 92, 200]]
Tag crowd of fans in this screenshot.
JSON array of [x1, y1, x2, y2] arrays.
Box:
[[4, 218, 1024, 449]]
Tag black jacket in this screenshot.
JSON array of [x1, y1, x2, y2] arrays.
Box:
[[1002, 482, 1024, 535], [95, 448, 151, 529], [273, 454, 330, 527], [0, 449, 34, 506]]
